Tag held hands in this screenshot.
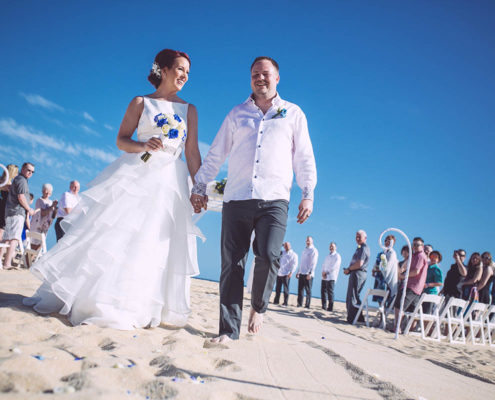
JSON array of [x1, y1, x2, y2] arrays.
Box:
[[322, 272, 327, 279], [297, 199, 313, 224], [343, 268, 350, 275], [190, 193, 208, 214], [27, 208, 35, 217]]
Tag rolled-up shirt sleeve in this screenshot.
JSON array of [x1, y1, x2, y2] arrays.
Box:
[[193, 112, 235, 195], [292, 110, 317, 200]]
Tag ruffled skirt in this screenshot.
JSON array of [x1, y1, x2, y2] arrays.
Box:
[[25, 151, 203, 330]]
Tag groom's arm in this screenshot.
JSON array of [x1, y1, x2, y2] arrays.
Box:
[[190, 112, 235, 211], [292, 109, 317, 224]]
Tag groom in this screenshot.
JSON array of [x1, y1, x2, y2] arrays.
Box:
[[191, 56, 317, 343]]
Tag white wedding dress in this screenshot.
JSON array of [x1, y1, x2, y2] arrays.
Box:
[[24, 97, 203, 330]]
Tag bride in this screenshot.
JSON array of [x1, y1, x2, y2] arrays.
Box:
[[24, 48, 205, 330]]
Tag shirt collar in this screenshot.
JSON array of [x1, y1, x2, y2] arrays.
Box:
[[245, 92, 284, 108]]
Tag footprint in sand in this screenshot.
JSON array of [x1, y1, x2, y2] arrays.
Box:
[[214, 358, 241, 372], [99, 338, 117, 351], [149, 356, 186, 378], [140, 380, 178, 400], [61, 372, 86, 391]]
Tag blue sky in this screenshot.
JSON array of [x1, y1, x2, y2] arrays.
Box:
[[1, 1, 494, 302]]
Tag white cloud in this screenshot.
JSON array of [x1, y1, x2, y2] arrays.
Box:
[[19, 92, 64, 112], [350, 201, 371, 210], [80, 124, 100, 136], [83, 112, 95, 123], [330, 195, 347, 201], [104, 124, 114, 131], [0, 118, 117, 164]]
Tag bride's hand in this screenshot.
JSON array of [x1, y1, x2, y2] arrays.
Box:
[[190, 194, 207, 213], [143, 137, 163, 152]]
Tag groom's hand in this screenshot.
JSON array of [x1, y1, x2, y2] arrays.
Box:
[[190, 193, 207, 213], [297, 199, 313, 224]]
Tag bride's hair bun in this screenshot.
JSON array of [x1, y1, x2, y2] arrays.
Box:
[[148, 49, 191, 88]]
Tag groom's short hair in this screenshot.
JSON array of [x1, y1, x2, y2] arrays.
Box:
[[251, 56, 279, 72]]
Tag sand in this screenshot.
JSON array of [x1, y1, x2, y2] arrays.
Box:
[[1, 269, 494, 399]]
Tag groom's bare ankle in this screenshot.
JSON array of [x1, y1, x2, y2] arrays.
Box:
[[248, 308, 264, 334]]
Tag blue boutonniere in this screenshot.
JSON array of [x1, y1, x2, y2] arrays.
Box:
[[272, 108, 287, 119]]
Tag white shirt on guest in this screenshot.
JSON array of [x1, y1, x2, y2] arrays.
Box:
[[57, 191, 80, 217], [321, 251, 342, 282], [298, 245, 319, 277], [279, 249, 298, 276], [193, 93, 317, 202]]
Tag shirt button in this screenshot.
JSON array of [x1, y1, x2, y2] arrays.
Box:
[[256, 160, 259, 163], [254, 175, 257, 178], [260, 131, 263, 134], [257, 145, 261, 148]]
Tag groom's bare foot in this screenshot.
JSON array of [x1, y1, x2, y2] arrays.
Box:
[[248, 308, 264, 334], [210, 334, 232, 344]]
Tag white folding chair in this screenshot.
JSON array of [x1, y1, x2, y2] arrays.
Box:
[[403, 294, 443, 341], [352, 288, 389, 329], [23, 231, 47, 268], [463, 302, 488, 345], [438, 297, 468, 344], [484, 305, 495, 347]]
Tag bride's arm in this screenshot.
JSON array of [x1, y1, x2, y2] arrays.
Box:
[[116, 96, 163, 153], [184, 104, 201, 182]]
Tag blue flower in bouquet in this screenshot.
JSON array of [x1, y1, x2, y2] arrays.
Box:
[[174, 114, 182, 123], [168, 129, 179, 139], [154, 113, 168, 127], [272, 107, 287, 119], [182, 131, 187, 142]]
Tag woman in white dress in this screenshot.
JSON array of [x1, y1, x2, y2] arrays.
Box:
[[24, 49, 204, 330]]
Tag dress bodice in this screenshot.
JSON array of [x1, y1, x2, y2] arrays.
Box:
[[137, 97, 189, 155]]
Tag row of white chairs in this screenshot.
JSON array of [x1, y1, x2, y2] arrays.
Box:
[[353, 288, 495, 346], [0, 231, 47, 268]]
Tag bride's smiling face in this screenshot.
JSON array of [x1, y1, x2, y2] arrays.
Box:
[[162, 57, 190, 91]]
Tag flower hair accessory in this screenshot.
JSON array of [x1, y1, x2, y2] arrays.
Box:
[[151, 62, 161, 78], [272, 107, 287, 119]]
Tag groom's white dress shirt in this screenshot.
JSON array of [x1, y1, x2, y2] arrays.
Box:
[[321, 251, 342, 282], [278, 249, 298, 276], [298, 245, 319, 277], [193, 94, 317, 202]]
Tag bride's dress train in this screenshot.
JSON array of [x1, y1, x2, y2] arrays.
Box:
[[24, 98, 203, 330]]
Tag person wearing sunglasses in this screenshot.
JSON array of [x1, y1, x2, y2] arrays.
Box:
[[0, 162, 35, 269], [440, 249, 467, 306]]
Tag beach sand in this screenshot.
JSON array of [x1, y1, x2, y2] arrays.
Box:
[[1, 270, 494, 399]]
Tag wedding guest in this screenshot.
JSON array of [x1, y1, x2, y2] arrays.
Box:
[[461, 253, 483, 300], [296, 236, 319, 308], [372, 235, 399, 306], [0, 164, 19, 240], [343, 230, 370, 323], [0, 163, 35, 270], [55, 180, 80, 241], [21, 193, 35, 242], [424, 244, 433, 263], [398, 245, 409, 277], [393, 237, 428, 332], [440, 249, 467, 304], [423, 250, 443, 313], [191, 56, 317, 342], [320, 242, 341, 311], [29, 183, 58, 250], [477, 252, 494, 304], [273, 242, 298, 306]]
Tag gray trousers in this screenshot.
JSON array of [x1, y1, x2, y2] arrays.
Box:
[[219, 199, 288, 339], [346, 270, 367, 323]]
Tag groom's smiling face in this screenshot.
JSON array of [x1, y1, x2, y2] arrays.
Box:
[[251, 60, 279, 99]]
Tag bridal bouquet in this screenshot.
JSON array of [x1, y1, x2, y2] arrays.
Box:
[[141, 113, 187, 162]]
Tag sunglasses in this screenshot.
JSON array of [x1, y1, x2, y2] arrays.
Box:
[[413, 243, 423, 247], [26, 169, 35, 173]]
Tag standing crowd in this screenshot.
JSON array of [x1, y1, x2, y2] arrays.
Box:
[[0, 162, 80, 269], [274, 231, 495, 328]]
